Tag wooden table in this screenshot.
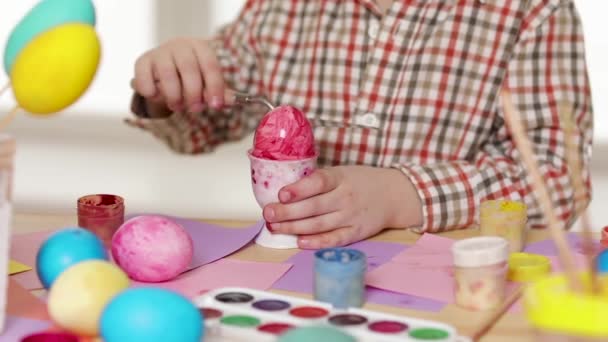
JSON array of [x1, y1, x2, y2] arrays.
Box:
[[12, 212, 558, 342]]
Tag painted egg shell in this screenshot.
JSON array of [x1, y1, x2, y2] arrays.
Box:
[[36, 227, 107, 289], [111, 215, 194, 282], [100, 287, 203, 342], [47, 260, 130, 336], [3, 0, 96, 74], [11, 23, 100, 115]]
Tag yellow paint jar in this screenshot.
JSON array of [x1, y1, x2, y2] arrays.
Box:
[[523, 272, 608, 341], [480, 200, 527, 253]]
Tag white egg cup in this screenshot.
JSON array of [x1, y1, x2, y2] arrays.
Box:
[[248, 150, 317, 249]]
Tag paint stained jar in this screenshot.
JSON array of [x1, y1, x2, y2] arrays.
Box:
[[452, 236, 509, 311], [77, 194, 124, 246], [480, 200, 527, 253], [314, 248, 366, 309], [0, 134, 15, 334]]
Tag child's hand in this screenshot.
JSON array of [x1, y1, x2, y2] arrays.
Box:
[[133, 37, 227, 114], [263, 166, 423, 249]]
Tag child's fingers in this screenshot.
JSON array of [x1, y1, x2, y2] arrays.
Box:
[[153, 51, 183, 112], [263, 191, 339, 224], [279, 169, 339, 203], [192, 41, 225, 109], [267, 211, 344, 236], [297, 226, 356, 249], [173, 45, 204, 113], [133, 55, 157, 98]]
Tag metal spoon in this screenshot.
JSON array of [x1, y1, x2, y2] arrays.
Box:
[[232, 91, 275, 111]]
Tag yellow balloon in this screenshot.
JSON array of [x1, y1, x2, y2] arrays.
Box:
[[11, 23, 100, 115], [48, 260, 129, 336]]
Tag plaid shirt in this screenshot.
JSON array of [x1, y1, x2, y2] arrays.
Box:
[[128, 0, 593, 233]]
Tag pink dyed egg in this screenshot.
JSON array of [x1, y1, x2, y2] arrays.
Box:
[[111, 215, 193, 282]]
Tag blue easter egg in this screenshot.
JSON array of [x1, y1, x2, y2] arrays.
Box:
[[36, 227, 107, 289], [3, 0, 96, 75], [597, 249, 608, 274], [100, 288, 203, 342]]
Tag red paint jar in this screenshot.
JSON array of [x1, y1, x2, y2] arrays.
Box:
[[77, 194, 124, 245]]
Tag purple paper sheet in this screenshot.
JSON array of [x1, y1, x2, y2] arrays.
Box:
[[366, 287, 445, 312], [524, 232, 600, 256], [2, 316, 52, 341], [127, 214, 263, 270], [272, 240, 445, 312]]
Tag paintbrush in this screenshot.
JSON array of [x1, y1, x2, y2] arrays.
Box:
[[471, 285, 524, 341], [500, 90, 582, 292], [559, 99, 598, 293]]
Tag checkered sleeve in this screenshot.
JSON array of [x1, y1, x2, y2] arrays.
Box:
[[126, 0, 265, 154], [396, 1, 593, 232]]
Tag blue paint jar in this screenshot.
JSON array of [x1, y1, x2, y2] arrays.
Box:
[[597, 249, 608, 274], [314, 248, 366, 309]]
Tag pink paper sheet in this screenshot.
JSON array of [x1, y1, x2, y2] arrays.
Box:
[[10, 230, 55, 290], [368, 232, 591, 305], [10, 217, 264, 290], [131, 259, 292, 298], [367, 259, 456, 302], [365, 234, 456, 302]]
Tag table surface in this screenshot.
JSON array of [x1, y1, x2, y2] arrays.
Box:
[[12, 212, 572, 342]]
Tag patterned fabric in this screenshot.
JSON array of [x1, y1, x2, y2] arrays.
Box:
[[127, 0, 593, 233]]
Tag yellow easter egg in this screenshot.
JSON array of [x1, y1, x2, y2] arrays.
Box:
[[11, 22, 100, 115], [47, 260, 129, 336]]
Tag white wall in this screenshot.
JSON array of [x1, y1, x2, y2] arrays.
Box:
[[0, 0, 607, 231], [576, 0, 608, 143]]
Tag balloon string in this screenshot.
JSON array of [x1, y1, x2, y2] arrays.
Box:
[[0, 106, 20, 131], [0, 83, 9, 98]]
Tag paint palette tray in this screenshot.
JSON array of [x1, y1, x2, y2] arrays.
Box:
[[193, 287, 470, 342]]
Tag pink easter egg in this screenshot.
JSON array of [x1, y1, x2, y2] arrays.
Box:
[[111, 215, 193, 282]]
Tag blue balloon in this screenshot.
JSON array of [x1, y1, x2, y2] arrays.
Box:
[[3, 0, 96, 75], [597, 249, 608, 274], [36, 227, 107, 289], [100, 288, 203, 342]]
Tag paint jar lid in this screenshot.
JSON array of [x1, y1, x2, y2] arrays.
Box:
[[77, 194, 124, 217], [452, 236, 509, 267], [480, 199, 527, 216], [21, 332, 80, 342], [314, 248, 366, 275], [602, 226, 608, 241], [508, 252, 551, 282]]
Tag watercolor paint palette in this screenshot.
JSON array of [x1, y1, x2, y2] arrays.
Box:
[[193, 287, 470, 342]]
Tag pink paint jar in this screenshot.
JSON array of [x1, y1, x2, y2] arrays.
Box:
[[452, 236, 509, 311], [77, 194, 124, 246]]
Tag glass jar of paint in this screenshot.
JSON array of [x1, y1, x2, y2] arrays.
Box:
[[479, 200, 527, 253], [0, 134, 15, 334], [524, 272, 608, 341], [77, 194, 124, 245], [451, 236, 509, 311], [314, 248, 366, 309]]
